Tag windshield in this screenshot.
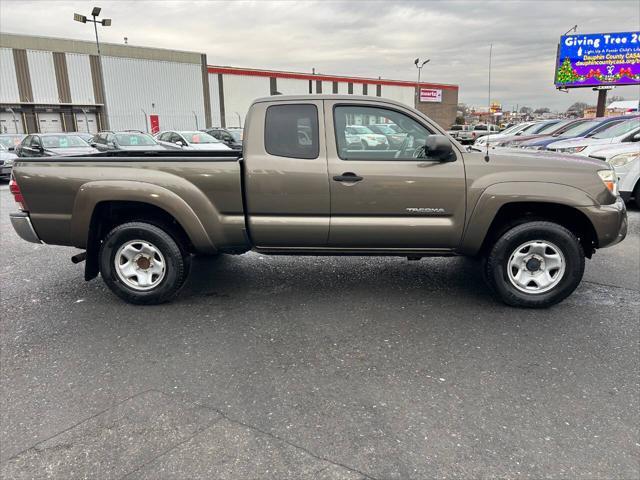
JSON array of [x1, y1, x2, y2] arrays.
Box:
[[180, 131, 220, 144], [115, 133, 158, 146], [592, 119, 640, 139], [474, 125, 487, 131], [556, 120, 597, 137], [228, 130, 242, 142], [450, 125, 462, 131], [42, 135, 89, 148], [527, 121, 560, 134], [0, 135, 24, 148], [499, 124, 522, 135]]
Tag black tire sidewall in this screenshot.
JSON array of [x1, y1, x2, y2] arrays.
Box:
[[486, 222, 585, 308], [99, 222, 187, 304]]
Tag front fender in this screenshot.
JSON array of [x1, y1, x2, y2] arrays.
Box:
[[71, 180, 217, 254], [459, 181, 597, 255]]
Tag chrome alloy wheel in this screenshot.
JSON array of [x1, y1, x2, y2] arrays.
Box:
[[114, 240, 166, 291], [507, 240, 566, 294]]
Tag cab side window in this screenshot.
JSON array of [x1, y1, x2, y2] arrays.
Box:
[[265, 104, 319, 159], [334, 105, 435, 160]]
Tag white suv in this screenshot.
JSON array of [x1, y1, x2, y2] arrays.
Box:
[[590, 143, 640, 208]]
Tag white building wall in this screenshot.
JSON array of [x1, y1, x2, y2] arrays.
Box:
[[208, 73, 221, 127], [276, 77, 308, 95], [102, 56, 205, 131], [0, 48, 20, 103], [321, 81, 333, 94], [336, 82, 349, 94], [66, 53, 95, 105], [27, 50, 58, 103], [381, 85, 415, 107], [222, 74, 270, 128]]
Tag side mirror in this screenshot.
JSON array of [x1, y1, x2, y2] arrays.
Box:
[[8, 146, 15, 151], [176, 140, 184, 147], [90, 143, 98, 148], [424, 135, 455, 161], [633, 133, 640, 142]]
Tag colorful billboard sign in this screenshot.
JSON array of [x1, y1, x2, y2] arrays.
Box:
[[555, 31, 640, 88], [419, 88, 442, 103]]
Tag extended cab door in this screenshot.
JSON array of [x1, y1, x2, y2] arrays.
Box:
[[325, 100, 466, 249], [243, 99, 330, 247]]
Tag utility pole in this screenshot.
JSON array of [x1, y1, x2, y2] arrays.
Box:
[[74, 7, 112, 130], [414, 58, 430, 106]]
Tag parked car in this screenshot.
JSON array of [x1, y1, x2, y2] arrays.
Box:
[[92, 131, 167, 152], [517, 116, 632, 150], [226, 128, 243, 142], [204, 128, 242, 150], [9, 95, 626, 308], [344, 125, 389, 150], [155, 130, 232, 151], [495, 119, 578, 148], [0, 133, 26, 151], [367, 123, 407, 148], [547, 118, 640, 156], [15, 133, 99, 157], [469, 124, 500, 144], [0, 143, 17, 179], [589, 143, 640, 207], [471, 122, 528, 147], [446, 124, 473, 142]]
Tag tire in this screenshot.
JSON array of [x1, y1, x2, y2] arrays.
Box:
[[484, 221, 585, 308], [99, 222, 190, 305], [634, 182, 640, 209]]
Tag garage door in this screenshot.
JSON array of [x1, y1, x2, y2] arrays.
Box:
[[0, 112, 24, 134], [38, 113, 63, 133], [75, 112, 98, 134]]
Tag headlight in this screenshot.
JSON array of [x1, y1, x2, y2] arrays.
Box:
[[4, 158, 14, 166], [597, 169, 618, 196], [608, 152, 639, 168]]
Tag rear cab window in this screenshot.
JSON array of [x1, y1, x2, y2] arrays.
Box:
[[265, 104, 319, 159]]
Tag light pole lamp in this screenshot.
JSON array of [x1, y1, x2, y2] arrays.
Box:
[[74, 7, 111, 130], [414, 58, 430, 104]]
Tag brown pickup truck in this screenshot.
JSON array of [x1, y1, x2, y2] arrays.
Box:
[[9, 95, 627, 307]]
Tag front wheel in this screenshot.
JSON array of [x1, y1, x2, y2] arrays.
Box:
[[484, 221, 585, 308], [99, 222, 190, 305]]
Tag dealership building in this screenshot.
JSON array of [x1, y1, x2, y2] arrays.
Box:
[[0, 33, 459, 135]]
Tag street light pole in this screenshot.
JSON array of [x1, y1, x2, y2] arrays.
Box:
[[414, 58, 430, 106], [74, 7, 111, 130]]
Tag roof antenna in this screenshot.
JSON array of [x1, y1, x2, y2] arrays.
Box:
[[484, 43, 493, 162]]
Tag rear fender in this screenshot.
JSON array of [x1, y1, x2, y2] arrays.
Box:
[[71, 180, 218, 254]]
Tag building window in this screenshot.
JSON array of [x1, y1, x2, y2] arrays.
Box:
[[265, 104, 319, 159], [316, 80, 322, 93], [362, 84, 368, 95]]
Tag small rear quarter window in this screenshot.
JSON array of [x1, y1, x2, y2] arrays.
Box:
[[265, 104, 319, 159]]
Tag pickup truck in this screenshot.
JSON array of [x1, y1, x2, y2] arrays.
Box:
[[9, 95, 627, 308]]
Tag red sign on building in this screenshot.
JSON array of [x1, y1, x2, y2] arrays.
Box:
[[149, 114, 160, 134]]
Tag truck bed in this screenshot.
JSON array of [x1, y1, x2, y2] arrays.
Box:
[[12, 151, 248, 253]]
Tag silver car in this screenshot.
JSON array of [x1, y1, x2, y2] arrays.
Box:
[[156, 130, 232, 151]]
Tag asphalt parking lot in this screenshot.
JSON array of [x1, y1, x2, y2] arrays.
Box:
[[1, 183, 638, 479]]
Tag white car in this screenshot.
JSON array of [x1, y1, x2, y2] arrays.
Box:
[[589, 143, 640, 207], [473, 122, 535, 147], [0, 143, 17, 179], [345, 125, 389, 150], [547, 119, 640, 156], [156, 130, 232, 151]]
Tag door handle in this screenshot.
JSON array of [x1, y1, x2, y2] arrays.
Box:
[[333, 172, 363, 182]]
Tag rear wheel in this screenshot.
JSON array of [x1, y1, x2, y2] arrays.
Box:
[[99, 222, 190, 304], [484, 221, 585, 308], [633, 182, 640, 209]]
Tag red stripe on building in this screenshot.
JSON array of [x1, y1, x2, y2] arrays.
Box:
[[207, 66, 458, 90]]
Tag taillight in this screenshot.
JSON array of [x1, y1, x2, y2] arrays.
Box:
[[9, 176, 27, 211]]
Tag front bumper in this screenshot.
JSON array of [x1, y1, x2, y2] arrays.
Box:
[[578, 197, 627, 249], [10, 212, 42, 244]]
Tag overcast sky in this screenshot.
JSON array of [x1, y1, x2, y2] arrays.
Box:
[[1, 0, 639, 111]]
